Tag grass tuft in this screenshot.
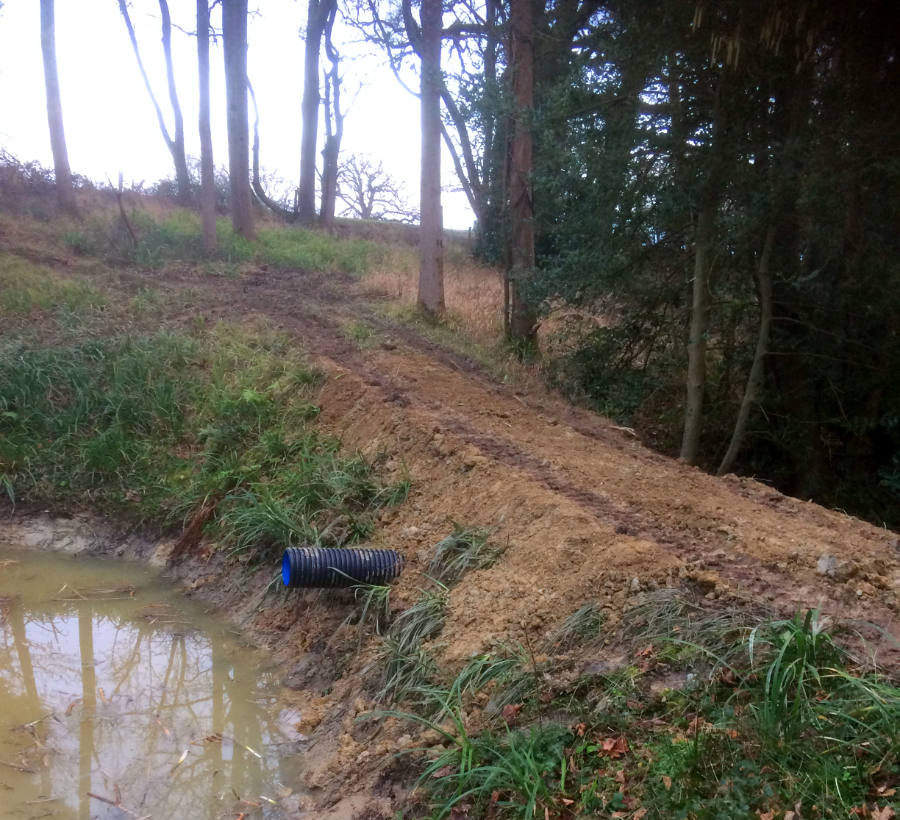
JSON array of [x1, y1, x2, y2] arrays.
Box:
[[427, 525, 501, 586]]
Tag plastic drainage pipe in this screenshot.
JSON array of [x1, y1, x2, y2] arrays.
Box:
[[282, 547, 404, 588]]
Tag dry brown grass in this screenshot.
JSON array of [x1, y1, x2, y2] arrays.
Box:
[[361, 251, 506, 347]]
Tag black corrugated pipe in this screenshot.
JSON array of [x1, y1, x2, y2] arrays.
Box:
[[281, 547, 404, 588]]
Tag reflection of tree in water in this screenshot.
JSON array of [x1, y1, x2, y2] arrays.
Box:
[[0, 562, 296, 819]]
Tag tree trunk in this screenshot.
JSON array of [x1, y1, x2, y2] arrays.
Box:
[[679, 80, 724, 465], [507, 0, 536, 342], [680, 190, 716, 464], [117, 0, 191, 203], [248, 79, 294, 216], [197, 0, 216, 252], [319, 3, 342, 229], [716, 225, 775, 475], [158, 0, 191, 203], [298, 0, 335, 226], [416, 0, 445, 315], [39, 0, 75, 213], [222, 0, 254, 239]]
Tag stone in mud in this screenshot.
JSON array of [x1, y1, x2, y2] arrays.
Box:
[[816, 553, 856, 581]]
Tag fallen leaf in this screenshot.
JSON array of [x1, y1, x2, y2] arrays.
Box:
[[728, 729, 739, 739], [614, 769, 626, 784], [757, 811, 775, 820], [636, 645, 654, 658], [574, 723, 586, 737], [872, 806, 896, 820], [784, 812, 796, 820], [502, 703, 523, 723], [598, 736, 629, 759], [719, 668, 737, 686], [662, 776, 672, 791], [560, 798, 575, 806], [431, 765, 455, 779], [611, 813, 629, 819], [634, 809, 648, 820]]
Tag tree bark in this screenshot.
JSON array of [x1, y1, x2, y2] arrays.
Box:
[[39, 0, 76, 212], [222, 0, 254, 239], [117, 0, 191, 203], [679, 80, 724, 465], [415, 0, 445, 315], [158, 0, 191, 203], [507, 0, 536, 342], [298, 0, 335, 226], [680, 191, 715, 464], [248, 79, 295, 216], [197, 0, 216, 252], [716, 225, 775, 475], [320, 3, 342, 229]]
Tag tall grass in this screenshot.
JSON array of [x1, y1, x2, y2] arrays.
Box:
[[0, 321, 407, 561]]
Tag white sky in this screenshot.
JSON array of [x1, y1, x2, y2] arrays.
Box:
[[0, 0, 474, 228]]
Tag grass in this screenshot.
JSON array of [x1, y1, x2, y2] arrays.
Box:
[[381, 601, 899, 820], [58, 205, 399, 277], [0, 315, 407, 562], [543, 599, 605, 651], [376, 584, 448, 705], [427, 525, 502, 585], [350, 581, 392, 637], [0, 253, 106, 318]]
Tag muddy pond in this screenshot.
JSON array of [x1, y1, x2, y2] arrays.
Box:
[[0, 547, 306, 819]]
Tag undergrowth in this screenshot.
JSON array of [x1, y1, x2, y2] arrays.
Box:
[[61, 207, 393, 275], [0, 316, 406, 561], [381, 600, 899, 820]]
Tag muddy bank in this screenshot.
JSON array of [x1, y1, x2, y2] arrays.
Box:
[[0, 513, 408, 820]]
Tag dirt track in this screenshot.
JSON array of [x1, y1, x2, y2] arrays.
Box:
[[133, 261, 900, 667]]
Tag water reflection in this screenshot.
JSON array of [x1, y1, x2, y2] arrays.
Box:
[[0, 549, 304, 819]]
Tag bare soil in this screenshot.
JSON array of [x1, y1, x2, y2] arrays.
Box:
[[3, 244, 899, 818]]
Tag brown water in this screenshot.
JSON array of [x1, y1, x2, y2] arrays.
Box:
[[0, 548, 306, 820]]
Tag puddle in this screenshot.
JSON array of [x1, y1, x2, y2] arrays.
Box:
[[0, 548, 305, 819]]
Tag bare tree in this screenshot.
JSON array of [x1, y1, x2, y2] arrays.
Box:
[[117, 0, 192, 204], [298, 0, 337, 225], [222, 0, 254, 238], [337, 154, 418, 221], [39, 0, 75, 212], [197, 0, 216, 252]]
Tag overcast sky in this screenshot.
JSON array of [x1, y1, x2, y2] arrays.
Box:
[[0, 0, 474, 228]]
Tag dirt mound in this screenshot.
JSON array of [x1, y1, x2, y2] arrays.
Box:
[[307, 340, 899, 666]]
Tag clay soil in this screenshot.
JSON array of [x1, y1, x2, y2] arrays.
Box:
[[3, 240, 899, 819]]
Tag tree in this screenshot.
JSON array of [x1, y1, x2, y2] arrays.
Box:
[[406, 0, 445, 315], [319, 4, 343, 228], [298, 0, 337, 225], [337, 154, 418, 221], [117, 0, 192, 204], [197, 0, 216, 252], [506, 0, 535, 343], [222, 0, 254, 239], [39, 0, 75, 212]]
